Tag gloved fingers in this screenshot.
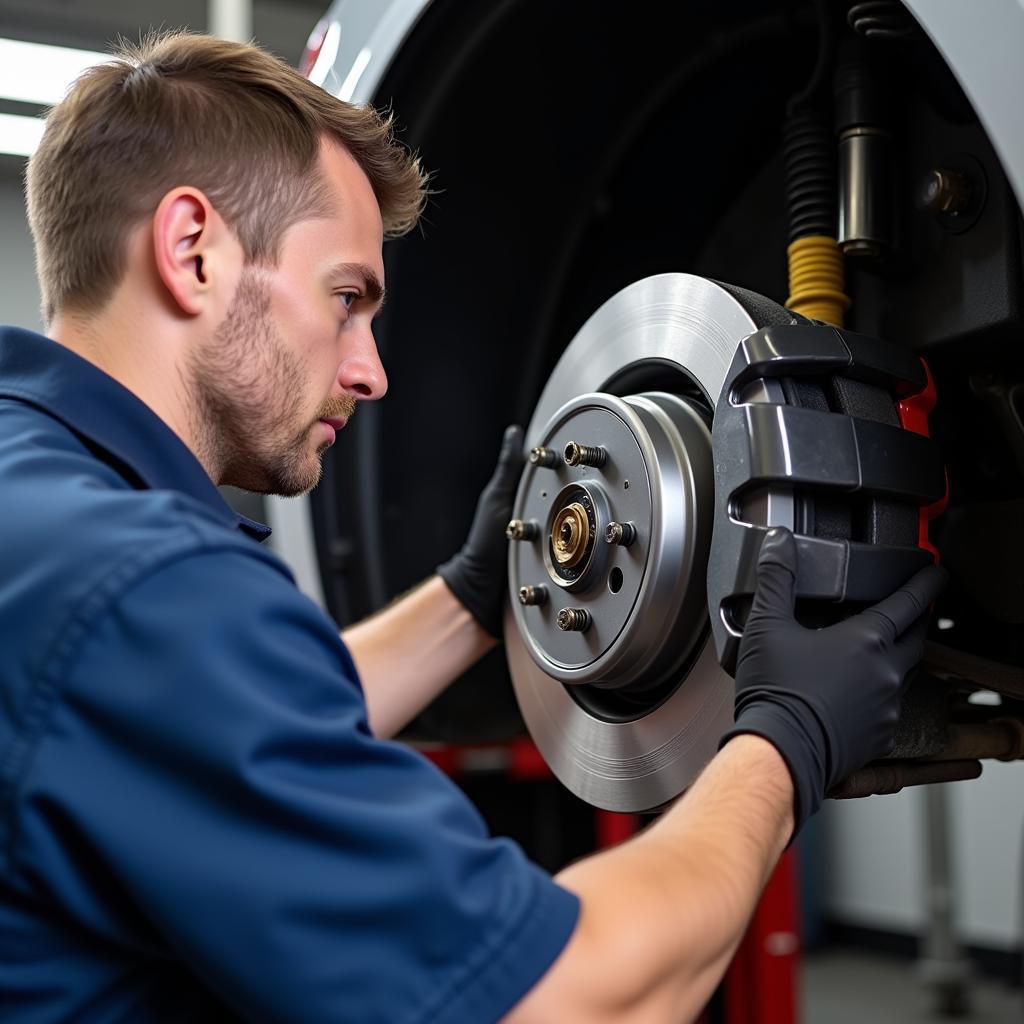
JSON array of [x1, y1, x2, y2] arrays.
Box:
[[861, 564, 949, 644], [488, 424, 525, 493], [891, 615, 931, 679], [747, 527, 798, 624]]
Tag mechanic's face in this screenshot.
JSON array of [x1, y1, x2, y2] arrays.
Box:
[[190, 140, 387, 496]]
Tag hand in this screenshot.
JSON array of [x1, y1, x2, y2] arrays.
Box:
[[719, 527, 948, 836], [437, 425, 524, 637]]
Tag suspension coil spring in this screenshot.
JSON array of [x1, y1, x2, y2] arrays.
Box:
[[786, 235, 851, 326], [783, 109, 850, 327], [784, 109, 836, 242], [847, 2, 918, 41]]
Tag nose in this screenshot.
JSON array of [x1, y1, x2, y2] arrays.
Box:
[[337, 325, 388, 401]]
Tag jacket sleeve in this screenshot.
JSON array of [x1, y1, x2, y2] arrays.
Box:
[[15, 546, 578, 1024]]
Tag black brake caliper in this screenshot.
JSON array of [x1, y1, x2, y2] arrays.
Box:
[[707, 323, 947, 675]]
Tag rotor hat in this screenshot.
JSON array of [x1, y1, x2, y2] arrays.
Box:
[[509, 391, 711, 691]]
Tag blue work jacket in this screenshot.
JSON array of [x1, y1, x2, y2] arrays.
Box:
[[0, 326, 578, 1023]]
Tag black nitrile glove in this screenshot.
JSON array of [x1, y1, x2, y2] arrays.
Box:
[[719, 527, 948, 836], [437, 425, 524, 637]]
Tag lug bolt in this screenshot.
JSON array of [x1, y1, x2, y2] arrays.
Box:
[[604, 521, 637, 547], [563, 442, 607, 468], [529, 446, 558, 468], [557, 607, 591, 632], [506, 518, 539, 541], [518, 585, 548, 607], [918, 167, 972, 215]]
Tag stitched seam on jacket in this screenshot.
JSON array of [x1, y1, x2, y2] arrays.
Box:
[[406, 870, 554, 1024]]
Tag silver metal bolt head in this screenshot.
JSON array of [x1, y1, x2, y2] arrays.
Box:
[[518, 585, 548, 607], [604, 521, 636, 546], [506, 519, 538, 541]]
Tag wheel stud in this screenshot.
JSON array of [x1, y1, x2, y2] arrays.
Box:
[[604, 521, 636, 547], [529, 446, 558, 468], [563, 442, 607, 468], [557, 607, 591, 632], [518, 585, 548, 607], [506, 519, 538, 541]]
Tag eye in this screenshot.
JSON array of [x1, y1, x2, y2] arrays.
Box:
[[337, 291, 360, 312]]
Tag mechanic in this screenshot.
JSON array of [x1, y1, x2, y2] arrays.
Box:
[[0, 32, 945, 1024]]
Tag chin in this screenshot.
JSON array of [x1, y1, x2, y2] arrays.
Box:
[[288, 456, 327, 497]]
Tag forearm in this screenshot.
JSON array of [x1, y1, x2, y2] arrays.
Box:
[[342, 575, 496, 739], [508, 735, 793, 1024]]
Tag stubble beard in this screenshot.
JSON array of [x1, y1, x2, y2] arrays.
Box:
[[186, 268, 356, 497]]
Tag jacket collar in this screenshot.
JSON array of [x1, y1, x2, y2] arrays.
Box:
[[0, 326, 271, 542]]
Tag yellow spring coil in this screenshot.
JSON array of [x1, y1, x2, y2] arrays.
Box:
[[785, 234, 851, 327]]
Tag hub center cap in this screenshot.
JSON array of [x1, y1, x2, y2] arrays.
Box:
[[551, 502, 589, 568]]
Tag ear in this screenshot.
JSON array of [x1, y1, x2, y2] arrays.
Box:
[[151, 187, 231, 316]]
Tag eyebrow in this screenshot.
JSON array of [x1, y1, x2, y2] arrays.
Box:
[[328, 262, 386, 308]]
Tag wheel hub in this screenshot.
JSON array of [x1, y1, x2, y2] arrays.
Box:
[[509, 391, 712, 692]]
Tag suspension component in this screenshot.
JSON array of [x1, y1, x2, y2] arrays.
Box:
[[782, 93, 849, 325], [847, 1, 918, 41], [835, 43, 892, 260], [785, 235, 850, 326], [556, 607, 591, 632], [563, 441, 607, 468], [783, 111, 836, 241]]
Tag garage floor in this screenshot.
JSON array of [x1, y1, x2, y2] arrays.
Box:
[[802, 951, 1021, 1022]]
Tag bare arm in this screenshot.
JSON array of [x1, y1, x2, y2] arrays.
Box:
[[506, 531, 945, 1024], [506, 735, 793, 1024], [342, 425, 522, 737], [342, 575, 496, 739]]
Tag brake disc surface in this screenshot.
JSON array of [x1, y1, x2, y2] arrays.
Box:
[[505, 273, 771, 812]]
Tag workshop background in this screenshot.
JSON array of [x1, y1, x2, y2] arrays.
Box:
[[0, 1, 1022, 1021]]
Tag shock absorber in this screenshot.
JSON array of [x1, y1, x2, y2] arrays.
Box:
[[785, 155, 850, 325], [834, 37, 892, 261]]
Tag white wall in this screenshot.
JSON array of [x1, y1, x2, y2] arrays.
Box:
[[824, 786, 927, 933], [953, 762, 1024, 947], [823, 764, 1024, 950], [0, 163, 43, 332]]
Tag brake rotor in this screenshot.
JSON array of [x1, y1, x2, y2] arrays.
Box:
[[505, 273, 782, 812]]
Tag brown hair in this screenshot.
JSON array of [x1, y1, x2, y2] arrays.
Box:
[[26, 31, 427, 324]]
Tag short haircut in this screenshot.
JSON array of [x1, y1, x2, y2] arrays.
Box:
[[26, 31, 427, 324]]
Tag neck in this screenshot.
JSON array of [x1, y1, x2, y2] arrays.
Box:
[[48, 307, 222, 482]]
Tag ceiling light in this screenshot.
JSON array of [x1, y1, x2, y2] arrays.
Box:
[[0, 37, 106, 107], [0, 38, 106, 157], [0, 112, 46, 158]]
